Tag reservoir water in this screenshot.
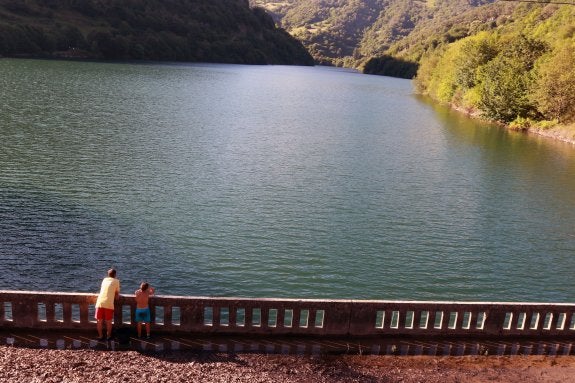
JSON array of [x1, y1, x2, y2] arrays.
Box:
[[1, 59, 574, 302]]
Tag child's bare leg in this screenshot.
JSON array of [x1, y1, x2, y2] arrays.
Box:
[[146, 323, 151, 337], [97, 320, 104, 338], [106, 320, 113, 338], [137, 322, 142, 337]]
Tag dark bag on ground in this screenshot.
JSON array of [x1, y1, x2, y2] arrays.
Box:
[[115, 327, 132, 345]]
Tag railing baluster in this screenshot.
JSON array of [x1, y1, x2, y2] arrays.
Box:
[[46, 302, 55, 324], [244, 306, 253, 328], [80, 302, 89, 324], [63, 303, 72, 324], [165, 304, 173, 327], [213, 304, 221, 327], [261, 307, 269, 329]]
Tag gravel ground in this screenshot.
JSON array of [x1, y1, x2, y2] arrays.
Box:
[[2, 345, 575, 382]]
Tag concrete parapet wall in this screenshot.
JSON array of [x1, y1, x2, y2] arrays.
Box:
[[1, 291, 574, 339]]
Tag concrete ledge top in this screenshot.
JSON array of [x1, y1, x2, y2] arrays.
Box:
[[0, 290, 574, 306]]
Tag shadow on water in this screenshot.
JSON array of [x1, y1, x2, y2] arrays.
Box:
[[423, 99, 575, 236], [0, 187, 193, 293], [423, 97, 575, 171], [410, 96, 575, 302]]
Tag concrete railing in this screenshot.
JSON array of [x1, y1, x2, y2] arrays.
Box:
[[1, 290, 575, 339]]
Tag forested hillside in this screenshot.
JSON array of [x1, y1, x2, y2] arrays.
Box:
[[0, 0, 314, 65], [250, 0, 495, 71], [416, 3, 575, 128]]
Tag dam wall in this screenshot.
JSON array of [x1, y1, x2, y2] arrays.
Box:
[[1, 290, 574, 339]]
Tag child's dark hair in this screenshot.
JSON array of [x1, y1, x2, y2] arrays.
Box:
[[140, 282, 149, 291]]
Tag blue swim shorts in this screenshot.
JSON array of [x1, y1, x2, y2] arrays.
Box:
[[135, 308, 151, 323]]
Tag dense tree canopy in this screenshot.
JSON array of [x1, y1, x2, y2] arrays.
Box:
[[533, 45, 575, 122], [415, 4, 575, 126], [363, 55, 418, 79]]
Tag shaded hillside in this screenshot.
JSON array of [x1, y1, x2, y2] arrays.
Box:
[[250, 0, 495, 71], [0, 0, 314, 65]]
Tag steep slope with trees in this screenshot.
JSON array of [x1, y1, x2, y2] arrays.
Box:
[[250, 0, 495, 72], [0, 0, 314, 65], [415, 3, 575, 129]]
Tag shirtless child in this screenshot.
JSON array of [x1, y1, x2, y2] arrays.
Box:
[[135, 282, 155, 338]]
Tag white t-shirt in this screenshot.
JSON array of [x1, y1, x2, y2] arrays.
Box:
[[95, 277, 120, 309]]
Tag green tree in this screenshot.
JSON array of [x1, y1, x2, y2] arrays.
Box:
[[87, 31, 127, 59], [453, 33, 497, 89], [533, 46, 575, 123], [363, 55, 418, 78], [477, 35, 547, 122], [478, 57, 531, 122]]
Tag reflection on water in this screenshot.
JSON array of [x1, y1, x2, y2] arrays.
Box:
[[1, 59, 575, 302]]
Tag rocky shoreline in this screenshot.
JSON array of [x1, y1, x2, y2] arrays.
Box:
[[529, 125, 575, 146], [450, 103, 575, 146], [2, 345, 575, 382]]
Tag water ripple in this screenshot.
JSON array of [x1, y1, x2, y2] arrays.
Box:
[[1, 60, 575, 302]]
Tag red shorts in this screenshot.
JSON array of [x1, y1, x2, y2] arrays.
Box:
[[95, 307, 114, 321]]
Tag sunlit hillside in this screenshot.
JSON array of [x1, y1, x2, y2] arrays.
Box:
[[250, 0, 496, 68]]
